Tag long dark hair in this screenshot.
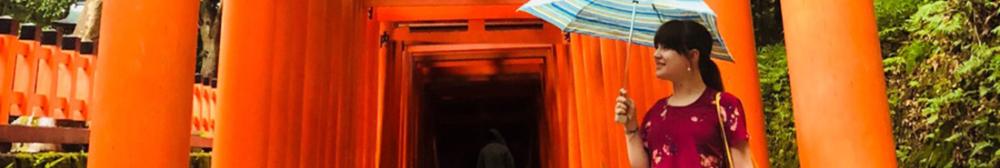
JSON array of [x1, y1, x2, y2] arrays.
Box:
[[652, 20, 724, 91]]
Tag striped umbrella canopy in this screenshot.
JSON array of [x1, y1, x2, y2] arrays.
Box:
[[518, 0, 733, 62]]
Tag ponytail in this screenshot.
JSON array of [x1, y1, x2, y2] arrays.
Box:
[[700, 56, 724, 91]]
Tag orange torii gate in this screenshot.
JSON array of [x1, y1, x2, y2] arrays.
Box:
[[84, 0, 896, 168], [87, 0, 197, 167]]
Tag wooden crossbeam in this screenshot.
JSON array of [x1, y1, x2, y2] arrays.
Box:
[[0, 125, 89, 144], [0, 125, 212, 148]]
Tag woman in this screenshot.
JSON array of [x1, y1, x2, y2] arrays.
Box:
[[614, 20, 754, 168]]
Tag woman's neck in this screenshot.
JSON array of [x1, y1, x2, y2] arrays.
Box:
[[667, 73, 707, 106]]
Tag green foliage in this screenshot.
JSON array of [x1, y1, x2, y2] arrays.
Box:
[[190, 152, 211, 168], [882, 0, 1000, 167], [0, 0, 74, 27], [753, 0, 999, 167], [876, 0, 930, 58], [755, 44, 798, 167], [0, 152, 86, 168], [876, 0, 927, 29], [751, 0, 783, 46], [0, 152, 213, 168]]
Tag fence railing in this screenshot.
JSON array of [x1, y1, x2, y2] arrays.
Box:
[[1, 19, 214, 148]]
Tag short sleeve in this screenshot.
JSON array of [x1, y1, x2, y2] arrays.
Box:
[[719, 92, 749, 146]]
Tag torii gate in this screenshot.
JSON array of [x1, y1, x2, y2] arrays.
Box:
[[86, 0, 896, 167]]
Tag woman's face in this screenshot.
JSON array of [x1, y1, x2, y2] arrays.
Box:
[[653, 47, 694, 80]]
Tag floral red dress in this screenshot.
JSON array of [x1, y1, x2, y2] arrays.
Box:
[[639, 88, 749, 168]]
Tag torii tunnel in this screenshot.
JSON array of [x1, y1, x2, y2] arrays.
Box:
[[3, 0, 897, 167]]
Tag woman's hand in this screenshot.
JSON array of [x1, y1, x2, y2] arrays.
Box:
[[615, 88, 637, 127], [618, 88, 650, 168]]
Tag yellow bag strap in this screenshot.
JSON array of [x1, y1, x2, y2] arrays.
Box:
[[715, 92, 736, 168]]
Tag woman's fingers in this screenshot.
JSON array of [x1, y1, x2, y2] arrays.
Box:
[[614, 101, 625, 123], [616, 98, 629, 112], [615, 88, 634, 124], [614, 97, 633, 124], [616, 96, 632, 110]]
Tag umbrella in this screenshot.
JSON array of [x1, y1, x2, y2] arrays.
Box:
[[518, 0, 732, 62], [519, 0, 733, 124]]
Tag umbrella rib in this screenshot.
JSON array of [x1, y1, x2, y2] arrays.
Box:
[[651, 3, 664, 23], [565, 0, 600, 33]]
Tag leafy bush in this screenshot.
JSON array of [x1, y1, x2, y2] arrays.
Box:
[[876, 0, 931, 57], [882, 0, 1000, 167], [754, 0, 999, 167], [755, 44, 798, 167], [190, 152, 211, 168], [751, 0, 784, 46], [0, 0, 74, 27], [0, 152, 213, 168], [0, 152, 86, 168]]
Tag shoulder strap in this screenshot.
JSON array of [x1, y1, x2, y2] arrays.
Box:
[[715, 92, 736, 168]]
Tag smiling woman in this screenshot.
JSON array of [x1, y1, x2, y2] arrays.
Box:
[[614, 20, 752, 168]]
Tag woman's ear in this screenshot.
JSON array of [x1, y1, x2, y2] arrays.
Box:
[[687, 49, 701, 65]]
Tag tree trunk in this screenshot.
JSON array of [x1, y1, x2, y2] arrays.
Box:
[[199, 2, 221, 78], [73, 0, 102, 41]]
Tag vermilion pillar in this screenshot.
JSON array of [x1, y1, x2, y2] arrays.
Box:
[[781, 0, 898, 167], [279, 0, 308, 167], [374, 23, 391, 168], [213, 0, 275, 167], [328, 1, 360, 166], [326, 16, 345, 166], [703, 0, 770, 167], [300, 0, 331, 167], [87, 0, 197, 167], [358, 10, 380, 167], [265, 0, 294, 167]]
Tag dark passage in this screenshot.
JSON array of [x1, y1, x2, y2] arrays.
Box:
[[414, 58, 543, 168]]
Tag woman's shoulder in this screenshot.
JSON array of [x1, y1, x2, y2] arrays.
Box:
[[643, 97, 669, 113], [652, 97, 669, 108], [713, 90, 743, 107]]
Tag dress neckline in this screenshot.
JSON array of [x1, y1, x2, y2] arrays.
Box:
[[665, 88, 714, 108]]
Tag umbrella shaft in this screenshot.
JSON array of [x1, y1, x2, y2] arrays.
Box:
[[623, 1, 638, 88]]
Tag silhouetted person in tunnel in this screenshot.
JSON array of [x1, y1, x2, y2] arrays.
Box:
[[477, 128, 515, 168]]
